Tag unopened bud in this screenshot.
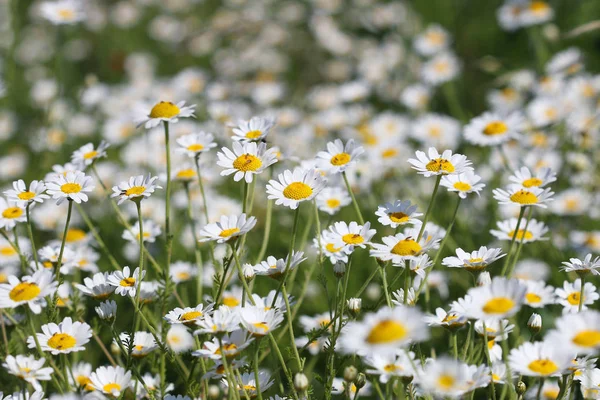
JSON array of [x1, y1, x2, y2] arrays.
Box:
[[347, 298, 362, 317], [110, 342, 120, 355], [516, 381, 526, 395], [334, 261, 346, 278], [242, 263, 255, 281], [401, 375, 414, 385], [343, 366, 358, 382], [528, 313, 542, 334], [294, 373, 309, 392], [477, 271, 491, 286], [208, 384, 221, 399], [355, 373, 366, 389]]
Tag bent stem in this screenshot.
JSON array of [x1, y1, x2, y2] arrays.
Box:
[[417, 175, 442, 242], [342, 171, 364, 225]]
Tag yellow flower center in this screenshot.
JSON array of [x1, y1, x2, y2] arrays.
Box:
[[177, 272, 191, 280], [330, 152, 351, 166], [482, 297, 514, 314], [442, 313, 459, 323], [47, 333, 77, 350], [522, 177, 543, 188], [125, 186, 146, 196], [526, 292, 542, 303], [65, 228, 86, 243], [437, 374, 455, 390], [425, 158, 455, 173], [187, 144, 204, 152], [58, 8, 75, 19], [9, 282, 41, 302], [426, 31, 445, 45], [543, 388, 560, 399], [223, 296, 240, 307], [243, 384, 257, 391], [326, 199, 340, 209], [120, 277, 136, 287], [252, 322, 269, 333], [83, 150, 98, 160], [483, 121, 508, 136], [453, 182, 471, 191], [0, 246, 15, 256], [176, 169, 195, 179], [365, 319, 407, 344], [61, 183, 82, 194], [391, 239, 422, 256], [2, 207, 23, 219], [233, 154, 263, 172], [508, 229, 533, 240], [219, 228, 240, 238], [528, 359, 558, 375], [283, 182, 313, 200], [434, 61, 449, 73], [17, 191, 36, 201], [382, 148, 398, 158], [180, 311, 202, 321], [342, 234, 364, 245], [325, 243, 341, 253], [384, 364, 402, 372], [149, 101, 180, 119], [103, 383, 121, 394], [245, 130, 263, 139], [529, 1, 549, 12], [509, 190, 538, 205], [572, 330, 600, 347], [76, 375, 93, 390], [389, 212, 409, 224], [502, 87, 517, 99]]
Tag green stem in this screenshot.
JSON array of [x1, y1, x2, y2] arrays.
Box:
[[255, 199, 273, 264], [270, 205, 301, 308], [282, 284, 302, 373], [184, 184, 204, 303], [253, 341, 263, 400], [380, 266, 392, 307], [417, 175, 442, 242], [578, 276, 586, 312], [483, 322, 497, 400], [163, 121, 173, 296], [25, 204, 39, 267], [55, 200, 73, 282], [74, 203, 121, 270], [342, 171, 364, 225], [500, 207, 526, 276], [507, 207, 533, 278]]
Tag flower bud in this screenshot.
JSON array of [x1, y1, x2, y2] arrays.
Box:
[[516, 381, 526, 395], [294, 373, 309, 392], [343, 366, 357, 382], [477, 271, 491, 286], [347, 298, 362, 317], [355, 373, 366, 389], [528, 313, 542, 334], [242, 263, 255, 282], [110, 342, 120, 355], [208, 385, 221, 399], [334, 261, 346, 278]]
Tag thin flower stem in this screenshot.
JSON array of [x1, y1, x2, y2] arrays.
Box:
[[184, 184, 204, 303], [231, 244, 256, 306], [452, 332, 458, 359], [342, 171, 364, 225], [353, 267, 380, 298], [253, 341, 263, 400], [267, 332, 300, 400], [403, 260, 410, 305], [163, 121, 173, 295], [55, 200, 73, 282], [0, 230, 26, 273], [417, 175, 442, 242], [134, 202, 145, 313], [500, 206, 527, 276], [270, 205, 301, 308], [536, 378, 545, 400], [255, 199, 273, 264], [482, 322, 497, 400], [25, 204, 39, 267], [380, 266, 392, 307], [194, 154, 211, 224], [578, 276, 586, 312], [74, 203, 121, 270], [282, 284, 302, 373], [507, 207, 534, 278]]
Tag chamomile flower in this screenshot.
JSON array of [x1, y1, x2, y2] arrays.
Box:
[[391, 288, 417, 306], [136, 101, 196, 129], [166, 325, 195, 353], [555, 279, 599, 313], [329, 221, 376, 253], [253, 251, 306, 280], [546, 311, 600, 355], [442, 246, 505, 272], [523, 281, 555, 308], [370, 232, 434, 264], [240, 306, 284, 337], [231, 116, 276, 142], [464, 112, 523, 146], [561, 254, 600, 276], [2, 355, 53, 390], [71, 141, 109, 169], [408, 147, 473, 177], [176, 132, 217, 158], [122, 219, 162, 244], [164, 303, 212, 326], [217, 141, 278, 183], [490, 218, 548, 243], [493, 184, 554, 208], [464, 277, 527, 320], [421, 52, 460, 85], [46, 171, 95, 205], [106, 266, 145, 297], [111, 174, 161, 205], [266, 168, 327, 209], [401, 84, 431, 111], [316, 187, 351, 215], [509, 166, 556, 189], [95, 300, 117, 321], [4, 180, 49, 207], [74, 272, 115, 300], [0, 269, 57, 314], [119, 332, 157, 358], [414, 24, 450, 56], [39, 0, 85, 25], [193, 330, 252, 359], [339, 306, 429, 355], [169, 261, 197, 283], [363, 352, 417, 383], [313, 230, 349, 265], [226, 371, 274, 399], [424, 308, 468, 330], [509, 341, 572, 377], [520, 1, 554, 26], [28, 317, 92, 355], [195, 305, 240, 334], [198, 214, 257, 243], [410, 113, 461, 150], [375, 200, 422, 228], [0, 198, 26, 230], [89, 365, 132, 397], [441, 172, 485, 199], [316, 139, 364, 174], [418, 357, 482, 399], [251, 290, 294, 312]]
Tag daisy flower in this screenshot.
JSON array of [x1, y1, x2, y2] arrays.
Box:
[[95, 300, 117, 321], [418, 357, 483, 399], [176, 131, 217, 158], [391, 288, 417, 306], [164, 303, 213, 326], [217, 141, 278, 183], [167, 325, 195, 353], [27, 317, 92, 355], [329, 221, 376, 253], [226, 371, 274, 399], [253, 251, 306, 280], [313, 230, 349, 265], [364, 352, 417, 384], [111, 174, 161, 205], [561, 254, 600, 276], [408, 147, 473, 177], [555, 279, 599, 313], [546, 311, 600, 355], [421, 52, 461, 85], [231, 116, 276, 142], [198, 214, 257, 243], [520, 1, 554, 26], [0, 269, 57, 314], [375, 200, 422, 228], [39, 0, 85, 25], [315, 187, 351, 215], [71, 141, 109, 169], [69, 361, 94, 390], [370, 232, 435, 264], [193, 330, 253, 359], [490, 218, 548, 243], [523, 280, 555, 308], [240, 306, 284, 337], [89, 365, 132, 397], [316, 139, 364, 174], [266, 168, 327, 209], [442, 246, 505, 272], [331, 378, 373, 398], [118, 332, 157, 358], [474, 319, 514, 341], [338, 306, 429, 355], [463, 112, 523, 146], [463, 277, 527, 320], [401, 84, 431, 111], [74, 272, 115, 300], [195, 305, 240, 335], [509, 341, 573, 378], [493, 184, 554, 208], [509, 166, 556, 188], [169, 261, 197, 283], [251, 290, 294, 312], [136, 101, 196, 129], [106, 266, 145, 297], [440, 172, 486, 198], [424, 308, 468, 330], [46, 171, 95, 205], [2, 355, 53, 391], [0, 198, 26, 230], [414, 24, 450, 56], [4, 180, 49, 207], [122, 219, 162, 243]]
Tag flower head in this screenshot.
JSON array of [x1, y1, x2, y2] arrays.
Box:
[[111, 174, 161, 205], [46, 171, 95, 205], [136, 101, 196, 129]]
